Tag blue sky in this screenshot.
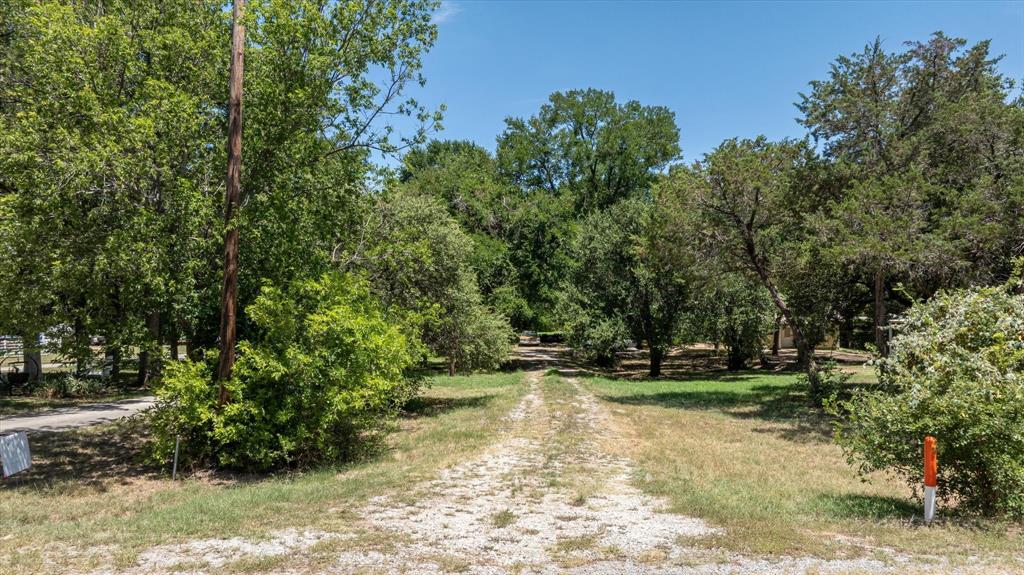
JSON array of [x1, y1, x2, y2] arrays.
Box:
[[405, 0, 1024, 163]]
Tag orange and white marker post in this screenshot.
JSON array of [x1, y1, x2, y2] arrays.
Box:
[[924, 436, 937, 524]]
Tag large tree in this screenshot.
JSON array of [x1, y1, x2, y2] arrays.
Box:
[[0, 0, 443, 382], [497, 89, 680, 214], [799, 33, 1024, 353], [687, 138, 830, 391], [493, 89, 681, 326], [0, 0, 225, 378], [340, 190, 511, 375], [399, 140, 530, 327], [562, 196, 695, 377]]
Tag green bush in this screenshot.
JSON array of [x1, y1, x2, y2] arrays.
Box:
[[564, 311, 628, 367], [832, 285, 1024, 516], [31, 373, 107, 398], [150, 272, 420, 471]]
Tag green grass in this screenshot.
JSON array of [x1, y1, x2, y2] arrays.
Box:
[[583, 371, 1024, 561], [0, 371, 526, 575]]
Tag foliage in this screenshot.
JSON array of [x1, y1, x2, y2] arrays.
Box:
[[678, 138, 832, 391], [489, 89, 682, 326], [685, 272, 775, 370], [432, 272, 513, 374], [30, 373, 107, 399], [497, 89, 680, 214], [344, 189, 511, 374], [801, 33, 1024, 352], [562, 310, 629, 367], [150, 272, 419, 471], [561, 196, 695, 376], [398, 140, 531, 327], [0, 0, 441, 376], [831, 285, 1024, 516], [0, 0, 225, 374], [799, 361, 851, 403]]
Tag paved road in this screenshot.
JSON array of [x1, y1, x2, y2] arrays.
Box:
[[0, 397, 156, 434]]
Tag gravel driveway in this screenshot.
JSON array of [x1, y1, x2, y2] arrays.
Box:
[[0, 396, 155, 434]]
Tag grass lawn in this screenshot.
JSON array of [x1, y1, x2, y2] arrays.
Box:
[[0, 371, 526, 575], [584, 371, 1024, 563]]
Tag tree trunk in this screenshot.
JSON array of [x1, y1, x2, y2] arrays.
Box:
[[838, 314, 854, 349], [216, 0, 246, 405], [111, 348, 121, 379], [873, 269, 888, 356], [22, 334, 41, 382], [727, 347, 746, 371], [741, 233, 819, 395], [649, 347, 663, 378], [74, 317, 87, 377], [796, 337, 821, 395], [771, 316, 781, 356], [448, 356, 456, 377], [138, 311, 160, 386], [168, 314, 179, 362]]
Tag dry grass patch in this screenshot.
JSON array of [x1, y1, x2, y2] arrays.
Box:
[[585, 372, 1024, 565], [0, 371, 527, 575]]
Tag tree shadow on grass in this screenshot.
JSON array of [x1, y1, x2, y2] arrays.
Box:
[[0, 421, 160, 492], [815, 492, 919, 520], [401, 394, 497, 419], [598, 380, 837, 443]]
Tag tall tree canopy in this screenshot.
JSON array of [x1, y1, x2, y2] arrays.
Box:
[[497, 88, 680, 213], [799, 33, 1024, 352]]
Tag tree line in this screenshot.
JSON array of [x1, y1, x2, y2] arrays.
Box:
[[401, 35, 1023, 390], [1, 2, 1022, 470]]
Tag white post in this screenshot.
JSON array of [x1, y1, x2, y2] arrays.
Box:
[[924, 486, 936, 524], [172, 436, 181, 480]]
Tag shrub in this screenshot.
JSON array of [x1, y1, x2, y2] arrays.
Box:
[[150, 272, 420, 471], [538, 332, 565, 344], [428, 270, 512, 375], [564, 311, 628, 367], [832, 286, 1024, 517], [803, 360, 851, 404], [31, 373, 107, 398]]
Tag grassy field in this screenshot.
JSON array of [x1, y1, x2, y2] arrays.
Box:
[[0, 371, 526, 575], [584, 371, 1024, 563], [4, 360, 1021, 573]]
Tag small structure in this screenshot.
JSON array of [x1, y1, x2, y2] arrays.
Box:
[[0, 431, 32, 478]]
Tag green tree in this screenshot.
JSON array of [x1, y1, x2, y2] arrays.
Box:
[[494, 89, 681, 326], [685, 272, 775, 370], [688, 138, 829, 392], [231, 0, 443, 343], [399, 140, 530, 327], [342, 190, 511, 374], [497, 89, 680, 213], [562, 196, 694, 377], [0, 0, 225, 379], [799, 33, 1024, 353]]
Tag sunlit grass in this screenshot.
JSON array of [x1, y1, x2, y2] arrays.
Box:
[[0, 371, 525, 575], [585, 372, 1024, 560]]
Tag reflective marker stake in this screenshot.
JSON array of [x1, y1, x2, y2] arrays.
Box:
[[924, 436, 937, 524]]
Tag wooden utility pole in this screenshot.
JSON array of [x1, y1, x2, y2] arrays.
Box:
[[217, 0, 246, 403]]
